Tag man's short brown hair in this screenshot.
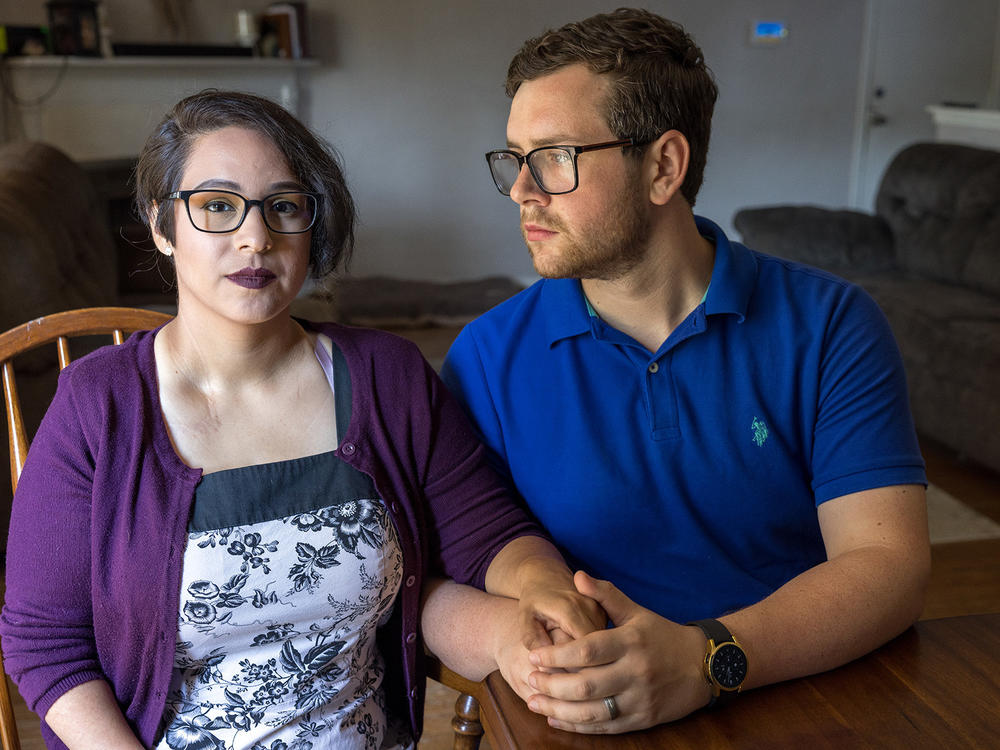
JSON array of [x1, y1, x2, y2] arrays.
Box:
[[505, 7, 718, 206]]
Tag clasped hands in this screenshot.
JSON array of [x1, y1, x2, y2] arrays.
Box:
[[510, 570, 711, 734]]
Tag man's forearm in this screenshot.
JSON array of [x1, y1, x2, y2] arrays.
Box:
[[723, 485, 930, 690], [722, 542, 929, 690], [482, 535, 606, 644], [483, 535, 575, 599]]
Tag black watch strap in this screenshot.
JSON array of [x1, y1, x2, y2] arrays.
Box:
[[689, 617, 733, 647], [687, 618, 746, 708]]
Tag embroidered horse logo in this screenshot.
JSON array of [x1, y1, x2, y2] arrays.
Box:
[[752, 417, 769, 447]]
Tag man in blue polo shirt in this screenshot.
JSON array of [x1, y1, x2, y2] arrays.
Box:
[[421, 7, 929, 735]]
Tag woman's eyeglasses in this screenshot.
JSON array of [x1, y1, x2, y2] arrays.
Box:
[[162, 189, 320, 234]]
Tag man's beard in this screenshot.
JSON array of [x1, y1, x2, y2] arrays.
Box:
[[522, 181, 651, 281]]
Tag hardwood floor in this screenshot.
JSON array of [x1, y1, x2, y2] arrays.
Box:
[[920, 435, 1000, 525], [2, 325, 997, 749], [919, 436, 1000, 621]]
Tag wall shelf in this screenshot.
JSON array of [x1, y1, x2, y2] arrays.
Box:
[[2, 55, 319, 70], [0, 55, 319, 161]]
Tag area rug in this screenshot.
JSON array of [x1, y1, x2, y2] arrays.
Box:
[[927, 483, 1000, 544]]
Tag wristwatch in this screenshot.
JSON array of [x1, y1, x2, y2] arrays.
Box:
[[688, 618, 749, 707]]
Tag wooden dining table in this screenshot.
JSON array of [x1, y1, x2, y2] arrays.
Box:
[[468, 613, 1000, 749]]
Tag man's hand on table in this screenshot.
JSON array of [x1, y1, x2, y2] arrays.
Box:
[[521, 571, 712, 734]]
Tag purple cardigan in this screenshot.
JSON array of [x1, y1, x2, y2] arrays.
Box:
[[2, 321, 543, 748]]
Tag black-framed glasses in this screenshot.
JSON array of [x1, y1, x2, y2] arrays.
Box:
[[485, 138, 643, 196], [163, 189, 320, 234]]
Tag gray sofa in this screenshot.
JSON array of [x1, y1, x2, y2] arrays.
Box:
[[733, 142, 1000, 474]]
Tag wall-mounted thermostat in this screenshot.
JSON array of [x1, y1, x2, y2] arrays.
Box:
[[749, 21, 789, 46]]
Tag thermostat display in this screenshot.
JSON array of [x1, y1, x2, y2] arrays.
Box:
[[750, 21, 789, 45]]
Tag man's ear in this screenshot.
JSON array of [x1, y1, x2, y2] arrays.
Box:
[[646, 130, 690, 207]]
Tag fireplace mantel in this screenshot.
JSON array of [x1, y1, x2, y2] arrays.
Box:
[[0, 56, 319, 162]]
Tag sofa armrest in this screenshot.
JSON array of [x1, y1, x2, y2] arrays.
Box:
[[732, 205, 895, 274]]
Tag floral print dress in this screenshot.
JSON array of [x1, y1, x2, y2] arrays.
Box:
[[154, 337, 408, 750]]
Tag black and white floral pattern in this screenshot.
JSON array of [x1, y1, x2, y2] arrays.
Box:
[[155, 497, 403, 750]]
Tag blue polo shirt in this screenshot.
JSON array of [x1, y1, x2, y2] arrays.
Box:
[[442, 217, 925, 622]]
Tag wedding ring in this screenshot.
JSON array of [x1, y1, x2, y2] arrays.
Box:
[[604, 695, 620, 721]]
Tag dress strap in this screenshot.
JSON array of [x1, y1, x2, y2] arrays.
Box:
[[313, 333, 337, 397], [313, 332, 353, 445]]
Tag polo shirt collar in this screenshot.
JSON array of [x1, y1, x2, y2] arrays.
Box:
[[541, 277, 592, 345], [696, 215, 756, 323], [540, 215, 757, 345]]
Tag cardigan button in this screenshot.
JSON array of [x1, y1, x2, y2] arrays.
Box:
[[406, 632, 417, 644], [341, 442, 357, 456], [405, 575, 416, 588], [410, 687, 418, 699], [391, 502, 401, 514]]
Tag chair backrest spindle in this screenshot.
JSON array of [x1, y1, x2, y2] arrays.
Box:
[[56, 337, 71, 370], [2, 361, 27, 496]]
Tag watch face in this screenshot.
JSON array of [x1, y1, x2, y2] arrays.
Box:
[[710, 643, 747, 689]]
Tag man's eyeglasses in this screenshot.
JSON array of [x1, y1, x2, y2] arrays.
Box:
[[162, 189, 320, 234], [485, 138, 643, 196]]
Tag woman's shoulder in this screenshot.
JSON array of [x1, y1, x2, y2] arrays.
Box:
[[26, 329, 156, 445], [58, 327, 155, 397]]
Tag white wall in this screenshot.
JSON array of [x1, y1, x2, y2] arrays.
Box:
[[0, 0, 993, 282], [304, 1, 875, 282]]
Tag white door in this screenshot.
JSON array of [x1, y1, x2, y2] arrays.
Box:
[[850, 0, 999, 210]]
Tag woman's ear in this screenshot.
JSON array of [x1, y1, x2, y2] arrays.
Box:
[[647, 130, 690, 207], [148, 204, 173, 257]]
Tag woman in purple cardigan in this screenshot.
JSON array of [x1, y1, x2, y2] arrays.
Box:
[[1, 90, 600, 750]]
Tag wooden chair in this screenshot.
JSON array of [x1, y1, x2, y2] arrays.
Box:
[[428, 659, 493, 749], [0, 306, 500, 750], [0, 307, 173, 750]]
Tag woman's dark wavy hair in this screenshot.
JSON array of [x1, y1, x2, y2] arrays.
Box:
[[505, 8, 718, 206], [134, 89, 355, 278]]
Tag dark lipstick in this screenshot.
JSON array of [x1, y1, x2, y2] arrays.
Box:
[[226, 267, 276, 289]]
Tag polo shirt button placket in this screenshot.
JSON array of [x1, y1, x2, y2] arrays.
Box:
[[644, 355, 679, 439]]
